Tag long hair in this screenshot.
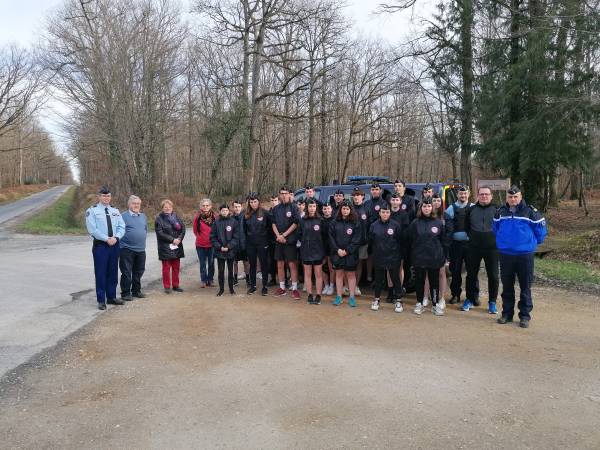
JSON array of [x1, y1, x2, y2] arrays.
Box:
[[335, 203, 357, 222], [417, 201, 438, 219], [244, 198, 264, 220]]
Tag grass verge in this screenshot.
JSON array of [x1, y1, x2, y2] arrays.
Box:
[[18, 186, 86, 234], [0, 184, 56, 205], [536, 258, 600, 286]]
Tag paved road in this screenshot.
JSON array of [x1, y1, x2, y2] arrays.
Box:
[[0, 185, 71, 226], [0, 189, 197, 378]]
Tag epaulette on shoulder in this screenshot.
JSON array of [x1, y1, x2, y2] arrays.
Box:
[[530, 205, 538, 212]]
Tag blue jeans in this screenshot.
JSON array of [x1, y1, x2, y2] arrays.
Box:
[[196, 247, 215, 283]]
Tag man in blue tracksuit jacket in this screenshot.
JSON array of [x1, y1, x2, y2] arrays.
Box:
[[493, 185, 547, 328]]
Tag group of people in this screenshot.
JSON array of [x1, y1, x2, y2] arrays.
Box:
[[86, 180, 547, 329]]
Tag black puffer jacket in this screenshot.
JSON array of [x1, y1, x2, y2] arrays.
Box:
[[244, 209, 270, 247], [210, 216, 240, 259], [155, 213, 186, 261], [329, 217, 362, 268], [369, 219, 404, 268], [299, 216, 327, 262], [407, 217, 449, 269]]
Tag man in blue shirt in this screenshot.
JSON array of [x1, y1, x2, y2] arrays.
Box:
[[493, 186, 547, 328], [85, 186, 126, 310], [119, 195, 148, 301]]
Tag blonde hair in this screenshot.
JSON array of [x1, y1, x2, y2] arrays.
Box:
[[160, 199, 173, 209]]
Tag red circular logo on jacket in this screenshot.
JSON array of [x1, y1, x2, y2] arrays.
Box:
[[226, 226, 232, 232], [387, 228, 394, 235], [361, 214, 367, 220], [314, 224, 320, 231], [402, 204, 407, 210], [375, 205, 380, 211], [346, 228, 353, 235], [431, 226, 439, 234]]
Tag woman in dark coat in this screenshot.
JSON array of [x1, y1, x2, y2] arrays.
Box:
[[244, 193, 270, 296], [155, 199, 186, 294], [329, 200, 362, 307], [299, 199, 327, 305], [407, 197, 449, 316]]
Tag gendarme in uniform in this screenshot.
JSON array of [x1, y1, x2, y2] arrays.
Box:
[[85, 186, 126, 310]]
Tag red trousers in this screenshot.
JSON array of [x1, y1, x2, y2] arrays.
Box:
[[162, 259, 180, 288]]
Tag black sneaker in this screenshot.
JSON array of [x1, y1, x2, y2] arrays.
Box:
[[314, 295, 321, 305], [172, 287, 184, 292], [247, 286, 257, 295], [132, 292, 146, 299], [261, 287, 268, 296], [497, 316, 513, 324], [216, 289, 224, 297], [307, 294, 314, 304], [230, 288, 236, 295], [449, 295, 460, 304], [98, 303, 106, 310], [107, 298, 124, 305], [519, 318, 530, 328], [122, 295, 133, 302]]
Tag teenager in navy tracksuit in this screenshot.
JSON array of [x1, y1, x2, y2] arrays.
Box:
[[369, 204, 404, 313], [244, 193, 270, 296], [408, 197, 450, 316], [493, 186, 547, 328], [329, 200, 362, 307], [299, 199, 327, 305], [364, 183, 389, 282], [210, 204, 240, 296]]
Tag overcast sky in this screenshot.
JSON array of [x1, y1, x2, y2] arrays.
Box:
[[0, 0, 431, 177]]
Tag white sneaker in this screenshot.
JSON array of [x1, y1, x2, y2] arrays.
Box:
[[237, 272, 246, 280], [422, 297, 430, 307], [414, 303, 424, 315], [257, 272, 263, 280], [433, 303, 445, 316], [371, 299, 380, 311], [394, 301, 403, 313], [343, 286, 350, 296], [355, 287, 362, 296], [438, 298, 446, 311]]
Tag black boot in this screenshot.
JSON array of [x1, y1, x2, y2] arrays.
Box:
[[216, 289, 224, 297]]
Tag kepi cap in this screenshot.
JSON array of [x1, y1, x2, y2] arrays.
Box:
[[98, 186, 111, 195], [507, 185, 521, 195]]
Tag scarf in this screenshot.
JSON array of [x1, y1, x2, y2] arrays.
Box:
[[197, 210, 216, 231]]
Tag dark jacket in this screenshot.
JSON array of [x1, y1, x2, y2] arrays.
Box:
[[299, 216, 327, 262], [408, 217, 449, 269], [365, 196, 389, 226], [353, 203, 369, 245], [465, 202, 497, 249], [232, 213, 246, 251], [269, 202, 300, 244], [369, 219, 404, 268], [155, 212, 186, 261], [244, 209, 270, 248], [321, 215, 334, 254], [329, 217, 362, 268], [210, 216, 240, 259]]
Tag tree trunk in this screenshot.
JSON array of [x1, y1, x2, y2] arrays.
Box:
[[459, 0, 474, 188]]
